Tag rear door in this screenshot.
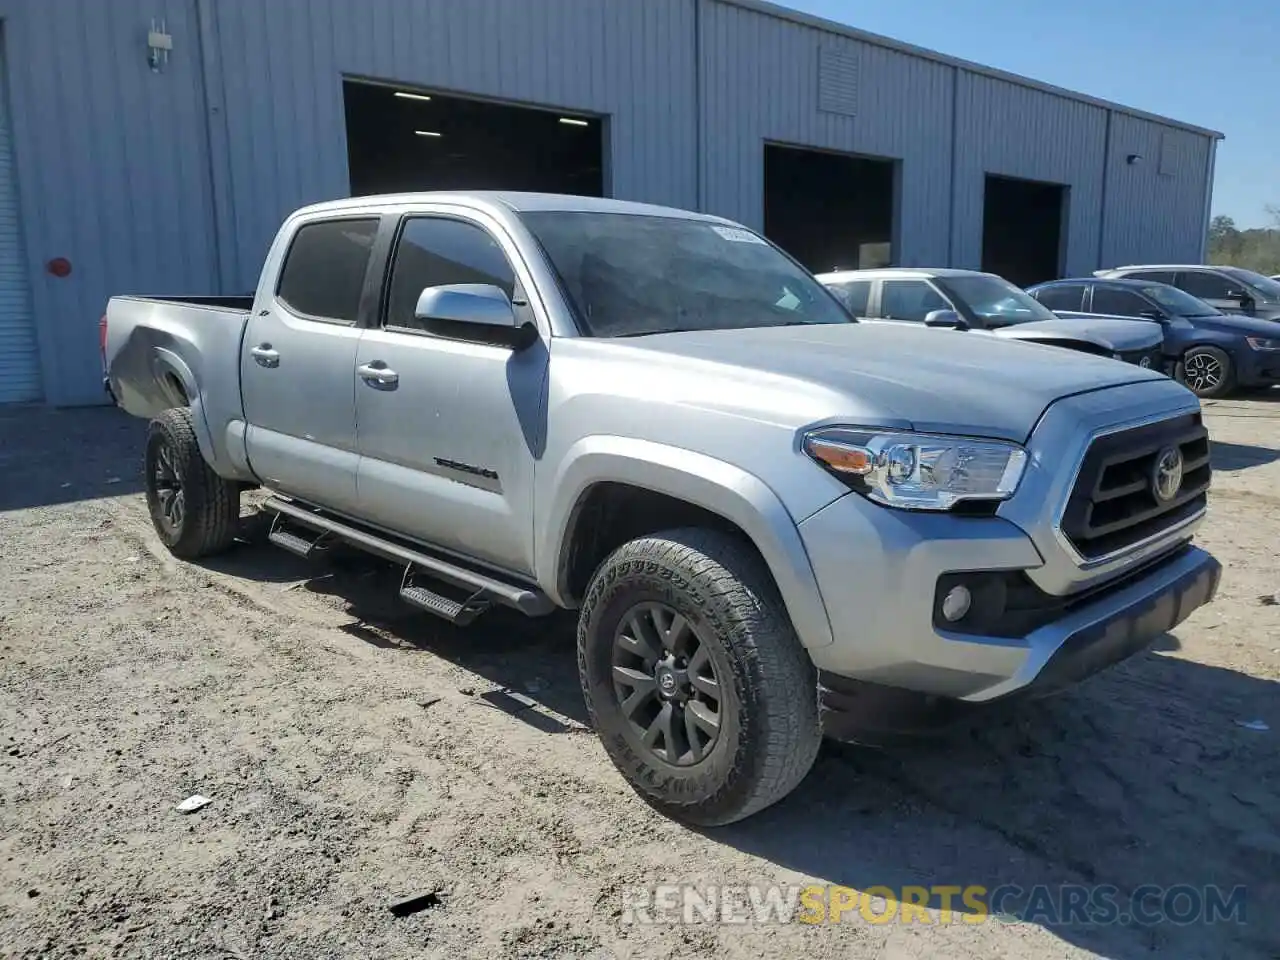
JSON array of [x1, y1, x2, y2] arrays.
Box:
[[353, 208, 549, 575], [241, 215, 381, 514], [1032, 283, 1086, 313], [1089, 285, 1161, 320]]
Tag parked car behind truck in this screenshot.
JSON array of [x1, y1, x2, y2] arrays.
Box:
[[1097, 265, 1280, 323], [1029, 277, 1280, 398], [104, 192, 1221, 826], [817, 267, 1166, 368]]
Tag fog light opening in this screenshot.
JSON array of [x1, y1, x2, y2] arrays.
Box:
[[941, 585, 972, 623]]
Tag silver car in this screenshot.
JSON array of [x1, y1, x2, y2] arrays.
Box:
[[1099, 265, 1280, 323], [818, 267, 1167, 369]]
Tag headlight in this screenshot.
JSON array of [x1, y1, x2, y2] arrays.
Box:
[[804, 428, 1028, 511], [1246, 337, 1280, 351]]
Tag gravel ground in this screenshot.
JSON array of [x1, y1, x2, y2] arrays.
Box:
[[1, 397, 1277, 960]]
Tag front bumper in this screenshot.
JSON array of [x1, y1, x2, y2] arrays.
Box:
[[815, 544, 1219, 739], [1236, 348, 1280, 386]]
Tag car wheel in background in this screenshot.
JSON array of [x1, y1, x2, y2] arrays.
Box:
[[1179, 346, 1235, 399]]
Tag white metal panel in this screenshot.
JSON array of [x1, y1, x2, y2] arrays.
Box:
[[0, 36, 40, 403]]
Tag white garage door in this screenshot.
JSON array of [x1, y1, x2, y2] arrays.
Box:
[[0, 49, 40, 403]]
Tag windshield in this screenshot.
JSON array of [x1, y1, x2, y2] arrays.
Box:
[[1138, 284, 1220, 317], [934, 275, 1058, 327], [1220, 267, 1280, 301], [520, 212, 853, 336]]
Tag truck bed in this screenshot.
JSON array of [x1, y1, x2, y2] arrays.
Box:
[[103, 294, 255, 481]]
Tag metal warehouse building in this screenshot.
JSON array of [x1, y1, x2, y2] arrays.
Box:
[[0, 0, 1223, 406]]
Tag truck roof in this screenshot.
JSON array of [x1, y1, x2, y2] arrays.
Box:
[[293, 191, 733, 224]]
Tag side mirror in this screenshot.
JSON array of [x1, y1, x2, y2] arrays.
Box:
[[415, 283, 518, 328], [924, 309, 968, 330]]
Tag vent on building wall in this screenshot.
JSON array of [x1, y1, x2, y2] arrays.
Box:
[[818, 46, 859, 117], [1158, 132, 1176, 177]]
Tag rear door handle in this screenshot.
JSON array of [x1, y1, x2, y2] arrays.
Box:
[[250, 344, 279, 368], [356, 361, 399, 388]]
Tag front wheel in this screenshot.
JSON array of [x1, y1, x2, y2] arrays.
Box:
[[144, 408, 240, 559], [577, 528, 821, 826], [1179, 345, 1235, 399]]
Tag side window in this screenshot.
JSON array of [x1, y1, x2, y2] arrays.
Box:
[[386, 217, 517, 332], [1177, 271, 1234, 300], [827, 280, 872, 316], [1091, 287, 1154, 318], [1034, 285, 1085, 312], [880, 280, 949, 323], [276, 218, 379, 324], [1125, 270, 1176, 284]]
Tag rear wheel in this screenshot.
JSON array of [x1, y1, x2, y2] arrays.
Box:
[[577, 528, 821, 826], [144, 408, 240, 559], [1180, 346, 1234, 399]]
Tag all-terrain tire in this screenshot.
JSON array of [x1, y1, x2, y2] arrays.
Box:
[[577, 527, 821, 826], [1179, 345, 1235, 399], [144, 408, 240, 560]]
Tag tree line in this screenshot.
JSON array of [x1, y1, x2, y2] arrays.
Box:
[[1207, 207, 1280, 275]]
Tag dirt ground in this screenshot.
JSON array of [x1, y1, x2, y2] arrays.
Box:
[[1, 396, 1277, 960]]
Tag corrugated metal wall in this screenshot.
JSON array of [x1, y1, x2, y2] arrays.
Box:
[[0, 0, 218, 406], [207, 0, 699, 290], [0, 0, 1219, 405], [952, 72, 1109, 276], [1101, 114, 1213, 268], [699, 0, 954, 265]]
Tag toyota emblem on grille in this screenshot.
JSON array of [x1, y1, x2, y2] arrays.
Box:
[[1151, 446, 1184, 503]]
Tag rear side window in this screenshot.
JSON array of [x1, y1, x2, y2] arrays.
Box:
[[1034, 285, 1085, 312], [386, 217, 517, 331], [1124, 270, 1176, 284], [826, 280, 871, 316], [880, 280, 949, 322], [1091, 287, 1153, 318], [276, 218, 379, 324]]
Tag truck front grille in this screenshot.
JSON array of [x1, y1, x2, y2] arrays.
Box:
[[1060, 413, 1211, 560]]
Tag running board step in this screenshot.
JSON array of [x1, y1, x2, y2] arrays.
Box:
[[262, 497, 555, 617], [399, 575, 491, 627], [267, 514, 325, 558]]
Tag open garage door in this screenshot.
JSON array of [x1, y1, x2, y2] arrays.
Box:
[[982, 175, 1067, 288], [763, 144, 895, 273], [0, 42, 40, 403], [343, 80, 605, 198]]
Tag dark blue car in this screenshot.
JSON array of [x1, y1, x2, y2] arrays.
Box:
[[1027, 277, 1280, 399]]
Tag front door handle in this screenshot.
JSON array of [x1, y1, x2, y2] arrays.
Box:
[[250, 344, 280, 368], [356, 361, 399, 388]]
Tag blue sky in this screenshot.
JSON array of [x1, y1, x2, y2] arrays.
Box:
[[787, 0, 1278, 228]]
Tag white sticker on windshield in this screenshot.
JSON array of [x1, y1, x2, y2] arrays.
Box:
[[711, 225, 767, 245]]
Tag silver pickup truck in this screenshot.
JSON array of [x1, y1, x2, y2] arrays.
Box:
[[104, 192, 1222, 826]]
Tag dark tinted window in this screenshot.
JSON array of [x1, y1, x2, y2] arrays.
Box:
[[386, 218, 516, 331], [1091, 287, 1154, 318], [1033, 284, 1085, 312], [826, 280, 871, 315], [1125, 270, 1176, 284], [880, 280, 949, 322], [276, 219, 378, 323], [1177, 270, 1235, 300]]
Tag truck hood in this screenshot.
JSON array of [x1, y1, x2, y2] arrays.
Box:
[[615, 323, 1167, 442], [991, 316, 1163, 352]]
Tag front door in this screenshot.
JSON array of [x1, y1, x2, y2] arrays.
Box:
[[241, 216, 380, 515], [1176, 269, 1245, 315], [354, 211, 548, 576]]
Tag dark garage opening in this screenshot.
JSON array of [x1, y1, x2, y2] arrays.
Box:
[[343, 80, 605, 198], [981, 175, 1066, 288], [763, 144, 895, 272]]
